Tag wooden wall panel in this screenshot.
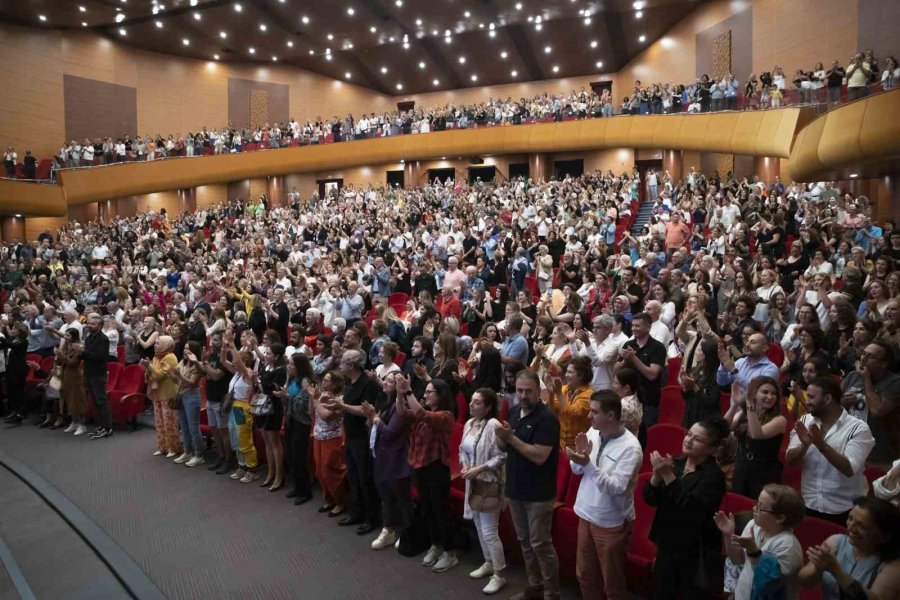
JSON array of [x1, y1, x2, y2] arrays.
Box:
[[68, 203, 98, 224], [135, 191, 181, 216], [196, 184, 228, 210], [64, 75, 137, 142], [248, 178, 268, 199], [24, 217, 67, 244]]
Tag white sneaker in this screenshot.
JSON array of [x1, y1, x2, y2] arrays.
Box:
[[63, 423, 77, 433], [371, 528, 397, 550], [469, 562, 493, 579], [240, 470, 259, 483], [431, 551, 458, 573], [186, 455, 206, 467], [230, 468, 246, 480], [173, 452, 191, 464], [166, 452, 177, 458], [482, 575, 507, 595], [422, 545, 441, 567], [73, 424, 88, 436]]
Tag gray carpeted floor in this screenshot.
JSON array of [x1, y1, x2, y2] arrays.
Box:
[[0, 423, 579, 600]]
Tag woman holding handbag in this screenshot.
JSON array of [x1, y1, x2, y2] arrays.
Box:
[[142, 335, 182, 458], [254, 343, 287, 491], [171, 341, 205, 467], [459, 387, 508, 595], [55, 328, 87, 435], [275, 352, 316, 505]]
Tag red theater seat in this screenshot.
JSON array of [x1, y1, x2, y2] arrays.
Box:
[[640, 424, 688, 473], [627, 472, 657, 594], [659, 385, 685, 425]]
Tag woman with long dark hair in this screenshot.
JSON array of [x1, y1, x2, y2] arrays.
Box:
[[276, 352, 317, 505], [730, 376, 787, 499], [256, 342, 287, 491], [171, 340, 205, 467], [679, 339, 722, 429]]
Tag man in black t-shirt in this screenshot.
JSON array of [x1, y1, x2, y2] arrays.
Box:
[[199, 332, 234, 473], [496, 369, 560, 600], [616, 313, 667, 435]]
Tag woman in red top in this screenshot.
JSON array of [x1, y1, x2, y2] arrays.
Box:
[[396, 375, 457, 573]]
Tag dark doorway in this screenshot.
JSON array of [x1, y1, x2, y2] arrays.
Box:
[[509, 162, 529, 180], [386, 170, 404, 188], [554, 159, 584, 180], [397, 101, 415, 112], [634, 159, 662, 204], [428, 168, 456, 184], [590, 80, 613, 100], [317, 178, 343, 200], [468, 166, 496, 184]]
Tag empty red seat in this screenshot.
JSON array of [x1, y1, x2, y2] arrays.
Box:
[[641, 424, 688, 473], [388, 292, 409, 305], [659, 385, 685, 425], [721, 491, 755, 515], [552, 507, 579, 578], [39, 356, 55, 374], [666, 357, 682, 383], [106, 362, 123, 391], [395, 351, 406, 368], [109, 364, 147, 426], [455, 392, 468, 425], [117, 345, 126, 364], [627, 472, 657, 595], [767, 344, 785, 369]]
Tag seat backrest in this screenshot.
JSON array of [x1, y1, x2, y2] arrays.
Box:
[[449, 423, 464, 474], [556, 450, 571, 503], [395, 351, 406, 368], [106, 362, 123, 388], [26, 353, 42, 365], [630, 472, 658, 557], [40, 356, 55, 373], [659, 386, 686, 425], [721, 491, 756, 515], [666, 357, 682, 382], [794, 517, 846, 552], [646, 424, 687, 456], [119, 364, 147, 393], [767, 344, 785, 369], [455, 392, 468, 424]]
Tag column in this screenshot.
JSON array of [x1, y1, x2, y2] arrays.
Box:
[[178, 189, 197, 214], [528, 153, 552, 182], [753, 156, 781, 184], [662, 150, 683, 181], [267, 176, 286, 207], [0, 216, 26, 243], [98, 199, 119, 222], [404, 161, 420, 189]]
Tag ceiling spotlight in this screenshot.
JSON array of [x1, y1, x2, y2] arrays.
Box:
[[38, 14, 48, 22], [118, 27, 126, 35], [527, 15, 533, 22], [500, 51, 508, 59], [433, 79, 439, 85], [193, 12, 201, 20], [584, 17, 592, 24], [535, 23, 542, 30], [156, 20, 164, 28], [403, 43, 409, 49], [444, 36, 452, 43], [271, 56, 279, 62], [535, 15, 542, 23], [489, 31, 496, 38], [396, 83, 403, 90], [309, 49, 314, 54], [325, 48, 331, 54], [849, 173, 859, 178], [219, 31, 227, 38], [381, 66, 388, 73], [260, 24, 267, 31], [82, 21, 88, 26], [395, 0, 402, 6], [347, 42, 354, 49], [286, 40, 293, 47], [418, 61, 425, 68], [234, 3, 242, 12], [432, 29, 439, 36], [325, 54, 332, 60], [115, 13, 126, 22], [79, 5, 87, 12], [347, 7, 355, 15], [511, 69, 518, 77], [590, 40, 598, 48], [544, 45, 551, 53], [327, 33, 334, 40], [470, 74, 478, 82], [14, 214, 21, 218], [370, 26, 377, 32], [458, 56, 466, 64], [302, 15, 309, 24], [345, 72, 351, 79], [464, 10, 471, 17], [213, 54, 220, 60], [515, 2, 522, 9], [596, 61, 603, 68], [635, 11, 643, 18], [552, 65, 559, 73], [248, 47, 255, 54], [190, 0, 198, 5], [638, 34, 646, 42], [415, 18, 422, 26], [633, 1, 645, 9], [389, 36, 395, 42]]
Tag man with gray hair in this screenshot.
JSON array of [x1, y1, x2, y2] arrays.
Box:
[[576, 314, 629, 391], [644, 301, 673, 349], [81, 313, 113, 439]]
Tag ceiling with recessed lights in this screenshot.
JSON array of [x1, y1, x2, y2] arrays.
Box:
[[4, 0, 707, 95]]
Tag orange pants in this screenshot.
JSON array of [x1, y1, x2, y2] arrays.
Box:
[[313, 436, 347, 506], [151, 395, 182, 455]]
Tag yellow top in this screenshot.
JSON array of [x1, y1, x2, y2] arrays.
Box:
[[548, 384, 592, 451], [147, 353, 179, 400]]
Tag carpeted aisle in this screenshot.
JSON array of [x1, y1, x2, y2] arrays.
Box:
[[0, 424, 578, 600]]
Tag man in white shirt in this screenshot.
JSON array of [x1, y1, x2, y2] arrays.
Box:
[[577, 315, 628, 391], [786, 377, 875, 524], [644, 301, 673, 349], [566, 390, 643, 600]]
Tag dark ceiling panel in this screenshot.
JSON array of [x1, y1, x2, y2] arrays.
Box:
[[5, 0, 709, 94]]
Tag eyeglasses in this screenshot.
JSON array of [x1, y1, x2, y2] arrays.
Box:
[[753, 503, 777, 514]]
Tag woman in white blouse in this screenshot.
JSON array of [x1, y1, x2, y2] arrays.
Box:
[[459, 388, 507, 595], [754, 269, 784, 323]]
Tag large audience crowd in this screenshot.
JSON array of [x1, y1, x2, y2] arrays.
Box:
[[3, 50, 897, 181], [1, 165, 899, 600]]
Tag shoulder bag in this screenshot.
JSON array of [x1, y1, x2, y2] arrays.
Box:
[[468, 421, 504, 513], [250, 375, 273, 417]]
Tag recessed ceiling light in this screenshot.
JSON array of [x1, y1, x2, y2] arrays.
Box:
[[38, 14, 47, 22], [118, 27, 126, 35], [325, 48, 331, 54], [380, 66, 388, 73], [14, 214, 21, 218], [272, 56, 278, 61], [849, 173, 859, 178], [511, 69, 518, 77], [433, 79, 439, 85], [156, 20, 164, 28], [327, 33, 334, 40], [79, 5, 86, 12], [302, 15, 309, 24], [591, 40, 598, 48], [535, 16, 543, 23], [309, 49, 314, 55], [345, 72, 351, 79], [396, 83, 403, 90], [248, 47, 255, 54], [432, 29, 439, 36], [395, 0, 402, 6], [347, 7, 355, 15], [500, 51, 508, 59], [596, 61, 603, 68], [415, 18, 422, 26], [234, 3, 242, 12], [403, 42, 409, 49], [527, 15, 533, 22], [219, 31, 227, 38], [489, 23, 495, 30], [635, 11, 643, 18], [638, 34, 646, 42], [544, 45, 551, 54], [584, 17, 591, 24], [633, 1, 645, 9], [182, 38, 190, 45], [552, 65, 559, 73], [347, 42, 354, 49], [325, 54, 332, 60], [260, 24, 267, 31], [370, 26, 377, 32], [515, 2, 522, 9], [418, 61, 425, 69], [193, 12, 201, 20], [489, 31, 496, 38], [458, 56, 466, 64], [464, 10, 471, 17], [444, 36, 452, 43], [389, 36, 395, 42], [82, 21, 88, 26], [535, 23, 542, 30], [213, 54, 220, 60], [471, 74, 478, 82], [115, 13, 126, 22]]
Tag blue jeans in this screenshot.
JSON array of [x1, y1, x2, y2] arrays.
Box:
[[176, 390, 203, 454]]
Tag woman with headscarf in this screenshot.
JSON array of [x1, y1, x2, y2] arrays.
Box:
[[142, 335, 183, 458]]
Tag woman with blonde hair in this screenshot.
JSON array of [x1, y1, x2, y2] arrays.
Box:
[[142, 335, 182, 458], [55, 328, 88, 435], [170, 341, 205, 467]]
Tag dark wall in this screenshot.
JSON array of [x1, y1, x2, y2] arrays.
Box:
[[64, 75, 137, 142], [858, 0, 900, 66], [227, 78, 289, 130], [695, 6, 752, 82]]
